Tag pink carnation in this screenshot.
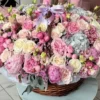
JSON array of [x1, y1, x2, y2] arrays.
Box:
[[22, 20, 33, 30], [48, 65, 61, 84], [23, 54, 41, 74], [51, 38, 67, 56], [5, 54, 24, 74], [67, 22, 79, 34]]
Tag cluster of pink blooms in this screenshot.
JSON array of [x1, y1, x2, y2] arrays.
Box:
[[0, 2, 100, 87]]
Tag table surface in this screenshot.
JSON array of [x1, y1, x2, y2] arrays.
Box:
[[16, 78, 98, 100]]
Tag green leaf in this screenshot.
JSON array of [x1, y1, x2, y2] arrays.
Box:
[[8, 6, 12, 13], [22, 85, 33, 95]]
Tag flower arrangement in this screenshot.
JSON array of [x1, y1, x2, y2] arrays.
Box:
[[0, 0, 100, 94]]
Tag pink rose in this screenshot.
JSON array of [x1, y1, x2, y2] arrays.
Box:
[[77, 19, 90, 30], [68, 22, 79, 34], [5, 54, 24, 74], [60, 68, 72, 84], [48, 65, 61, 84], [18, 29, 31, 38], [51, 38, 67, 56], [16, 14, 26, 24], [23, 54, 41, 74], [22, 20, 33, 30]]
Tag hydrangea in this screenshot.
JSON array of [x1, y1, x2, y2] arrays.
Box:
[[69, 7, 87, 16], [64, 32, 89, 54]]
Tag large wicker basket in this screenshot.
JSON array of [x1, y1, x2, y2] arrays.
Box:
[[33, 79, 84, 96]]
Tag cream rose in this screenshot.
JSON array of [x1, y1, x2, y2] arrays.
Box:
[[23, 40, 36, 53], [77, 19, 90, 30], [18, 29, 31, 38], [0, 49, 11, 62], [71, 14, 80, 22], [2, 22, 12, 31], [14, 39, 26, 53], [51, 55, 66, 68], [69, 59, 82, 73]]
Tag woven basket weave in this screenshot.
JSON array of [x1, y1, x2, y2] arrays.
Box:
[[33, 79, 84, 96]]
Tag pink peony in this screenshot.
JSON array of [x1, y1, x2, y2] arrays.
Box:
[[22, 20, 33, 30], [48, 65, 61, 84], [51, 38, 67, 56], [67, 22, 79, 34], [0, 37, 5, 54], [5, 54, 24, 74], [23, 54, 41, 74]]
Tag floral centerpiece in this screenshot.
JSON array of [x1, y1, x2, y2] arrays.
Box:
[[0, 0, 100, 95]]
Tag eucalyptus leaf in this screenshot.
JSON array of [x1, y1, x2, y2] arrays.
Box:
[[22, 85, 33, 95]]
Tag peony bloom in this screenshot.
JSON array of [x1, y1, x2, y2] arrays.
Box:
[[5, 54, 24, 74], [51, 38, 67, 56], [51, 55, 66, 68], [68, 22, 80, 34], [69, 59, 82, 73], [60, 68, 72, 84], [23, 54, 41, 74], [77, 19, 90, 30], [0, 37, 5, 54], [22, 20, 33, 30], [18, 29, 31, 38], [0, 49, 11, 62], [48, 65, 61, 84]]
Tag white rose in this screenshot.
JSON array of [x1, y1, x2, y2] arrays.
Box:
[[69, 59, 82, 73]]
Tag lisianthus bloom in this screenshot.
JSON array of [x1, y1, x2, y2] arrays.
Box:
[[23, 54, 41, 74], [69, 59, 82, 73], [18, 29, 31, 38], [51, 55, 66, 68], [67, 22, 80, 34], [77, 19, 90, 30], [51, 38, 67, 56], [22, 20, 33, 30], [48, 65, 61, 84], [0, 49, 11, 62], [60, 68, 72, 84], [5, 54, 24, 74]]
